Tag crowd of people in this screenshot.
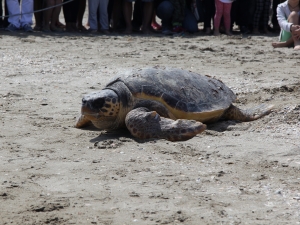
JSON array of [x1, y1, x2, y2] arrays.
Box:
[[0, 0, 300, 49]]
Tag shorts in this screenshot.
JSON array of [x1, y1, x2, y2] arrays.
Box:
[[280, 30, 291, 42]]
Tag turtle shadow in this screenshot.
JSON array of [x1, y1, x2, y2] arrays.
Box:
[[88, 128, 134, 143], [83, 120, 245, 143], [206, 120, 242, 132]]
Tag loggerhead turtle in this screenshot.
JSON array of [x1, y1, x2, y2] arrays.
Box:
[[76, 68, 273, 141]]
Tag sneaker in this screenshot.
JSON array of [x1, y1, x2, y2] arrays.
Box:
[[5, 24, 19, 32], [23, 24, 33, 32]]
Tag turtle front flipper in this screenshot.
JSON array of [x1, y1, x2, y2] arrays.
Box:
[[222, 104, 274, 122], [125, 107, 206, 141], [75, 115, 92, 128]]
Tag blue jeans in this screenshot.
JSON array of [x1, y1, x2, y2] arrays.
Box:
[[156, 1, 198, 33]]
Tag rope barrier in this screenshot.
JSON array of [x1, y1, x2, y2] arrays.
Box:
[[0, 0, 74, 19]]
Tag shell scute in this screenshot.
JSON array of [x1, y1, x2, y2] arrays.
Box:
[[108, 68, 236, 117]]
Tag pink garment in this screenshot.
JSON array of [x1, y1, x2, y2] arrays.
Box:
[[214, 0, 232, 31]]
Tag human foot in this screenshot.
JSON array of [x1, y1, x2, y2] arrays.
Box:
[[78, 25, 87, 32], [272, 42, 289, 48], [56, 21, 66, 28], [214, 30, 220, 36], [123, 26, 132, 34], [50, 25, 63, 32], [294, 45, 300, 50], [205, 28, 211, 35], [225, 30, 232, 36], [142, 27, 154, 34]]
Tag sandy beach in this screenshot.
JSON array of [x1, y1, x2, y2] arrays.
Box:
[[0, 24, 300, 225]]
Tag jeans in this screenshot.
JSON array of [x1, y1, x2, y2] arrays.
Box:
[[88, 0, 109, 30], [156, 1, 198, 33], [6, 0, 33, 28]]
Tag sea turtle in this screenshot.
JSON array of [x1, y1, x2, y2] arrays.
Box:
[[76, 67, 273, 141]]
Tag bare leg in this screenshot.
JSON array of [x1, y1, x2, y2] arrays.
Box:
[[142, 2, 153, 34], [123, 2, 132, 34], [272, 37, 294, 48], [50, 0, 62, 31], [44, 0, 55, 31], [289, 11, 300, 50]]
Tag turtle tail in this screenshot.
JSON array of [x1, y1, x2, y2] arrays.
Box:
[[222, 104, 274, 122]]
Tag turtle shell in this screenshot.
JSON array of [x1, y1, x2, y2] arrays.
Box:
[[107, 68, 236, 122]]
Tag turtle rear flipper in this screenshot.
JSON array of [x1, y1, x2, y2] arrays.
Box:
[[125, 108, 206, 141], [223, 104, 274, 122]]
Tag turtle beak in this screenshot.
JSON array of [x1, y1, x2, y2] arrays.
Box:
[[81, 97, 101, 118]]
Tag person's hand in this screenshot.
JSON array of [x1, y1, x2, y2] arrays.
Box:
[[292, 26, 300, 40], [290, 24, 300, 32]]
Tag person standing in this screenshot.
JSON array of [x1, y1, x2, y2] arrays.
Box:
[[43, 0, 62, 32], [252, 0, 271, 34], [5, 0, 33, 32], [88, 0, 110, 33], [214, 0, 234, 35], [63, 0, 79, 32], [203, 0, 215, 34], [272, 0, 300, 50], [123, 0, 154, 34]]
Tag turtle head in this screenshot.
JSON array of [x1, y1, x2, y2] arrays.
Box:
[[81, 89, 120, 130]]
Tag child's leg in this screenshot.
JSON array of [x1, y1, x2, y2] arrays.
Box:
[[214, 0, 223, 35], [253, 0, 263, 34], [272, 37, 293, 48], [51, 0, 62, 31], [99, 0, 109, 31], [44, 0, 55, 31], [223, 2, 232, 35]]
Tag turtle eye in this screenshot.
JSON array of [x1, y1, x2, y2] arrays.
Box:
[[82, 98, 87, 105], [92, 98, 105, 109]]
